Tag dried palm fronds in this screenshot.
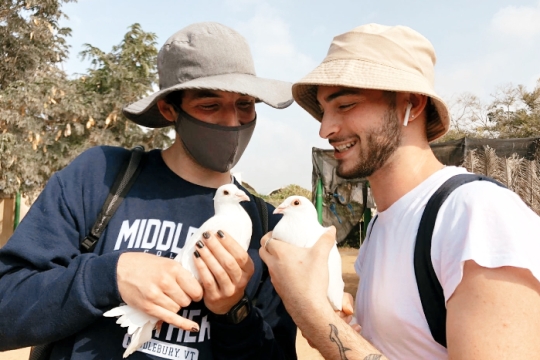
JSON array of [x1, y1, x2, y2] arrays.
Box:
[[481, 146, 504, 180], [519, 159, 540, 214], [462, 149, 480, 174], [501, 153, 526, 193], [461, 147, 540, 215]]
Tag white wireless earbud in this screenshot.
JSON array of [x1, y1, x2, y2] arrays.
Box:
[[403, 102, 412, 127]]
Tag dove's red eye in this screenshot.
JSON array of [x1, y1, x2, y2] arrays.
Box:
[[293, 200, 300, 206], [224, 190, 230, 195]]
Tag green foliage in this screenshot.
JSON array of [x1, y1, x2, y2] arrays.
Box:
[[258, 184, 312, 207], [244, 182, 362, 248], [241, 182, 312, 207], [71, 23, 170, 152], [0, 0, 170, 199], [0, 0, 73, 89], [442, 80, 540, 143], [486, 82, 540, 139]]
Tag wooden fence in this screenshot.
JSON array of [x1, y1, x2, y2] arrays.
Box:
[[0, 195, 30, 248]]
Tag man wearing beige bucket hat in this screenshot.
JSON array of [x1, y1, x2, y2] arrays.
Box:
[[0, 22, 297, 359], [261, 23, 540, 359]]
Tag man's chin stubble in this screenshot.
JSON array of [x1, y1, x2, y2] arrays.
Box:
[[336, 159, 375, 179]]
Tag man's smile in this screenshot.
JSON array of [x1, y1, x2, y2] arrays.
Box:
[[334, 140, 357, 153]]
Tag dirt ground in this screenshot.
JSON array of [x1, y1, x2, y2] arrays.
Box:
[[0, 248, 359, 360]]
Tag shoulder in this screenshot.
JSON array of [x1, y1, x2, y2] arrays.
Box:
[[444, 178, 530, 216], [435, 174, 539, 238], [66, 146, 132, 172], [52, 146, 135, 205], [57, 146, 132, 181], [433, 175, 540, 300]]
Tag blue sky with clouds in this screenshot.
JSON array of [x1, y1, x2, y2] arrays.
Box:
[[59, 0, 540, 194]]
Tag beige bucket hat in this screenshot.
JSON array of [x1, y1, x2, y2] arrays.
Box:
[[124, 22, 293, 128], [292, 23, 450, 142]]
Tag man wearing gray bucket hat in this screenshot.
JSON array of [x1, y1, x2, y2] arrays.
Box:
[[0, 22, 297, 359], [261, 23, 540, 359]]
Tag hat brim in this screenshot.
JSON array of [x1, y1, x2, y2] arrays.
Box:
[[123, 73, 293, 128], [292, 59, 450, 142]]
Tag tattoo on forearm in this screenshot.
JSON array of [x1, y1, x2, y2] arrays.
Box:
[[363, 355, 382, 360], [329, 324, 351, 360]]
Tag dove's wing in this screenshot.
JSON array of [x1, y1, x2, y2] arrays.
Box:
[[176, 215, 229, 281], [103, 304, 132, 318], [107, 195, 254, 356], [123, 320, 156, 358], [272, 215, 326, 248], [224, 204, 253, 250], [105, 187, 252, 357], [104, 304, 159, 357], [174, 225, 204, 274], [207, 202, 253, 250], [177, 209, 252, 281], [273, 216, 344, 310], [104, 304, 159, 329]]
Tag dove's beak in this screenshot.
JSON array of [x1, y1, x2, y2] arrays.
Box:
[[235, 191, 250, 202], [273, 206, 286, 214]]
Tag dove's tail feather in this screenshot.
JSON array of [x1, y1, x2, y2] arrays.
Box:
[[123, 327, 142, 358], [328, 291, 344, 311], [103, 305, 130, 318], [327, 275, 344, 311], [122, 321, 155, 358], [327, 274, 345, 311], [104, 304, 159, 328], [104, 304, 158, 358]]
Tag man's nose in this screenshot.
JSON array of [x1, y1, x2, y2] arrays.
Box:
[[319, 113, 338, 139], [221, 105, 241, 127]]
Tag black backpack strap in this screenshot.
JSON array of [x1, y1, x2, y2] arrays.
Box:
[[30, 146, 145, 359], [414, 173, 505, 348], [250, 195, 269, 306], [253, 195, 269, 234], [80, 145, 145, 253]]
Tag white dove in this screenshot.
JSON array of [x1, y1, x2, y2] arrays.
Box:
[[272, 195, 344, 311], [104, 183, 253, 358]]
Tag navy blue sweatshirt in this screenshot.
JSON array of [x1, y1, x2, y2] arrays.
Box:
[[0, 146, 297, 360]]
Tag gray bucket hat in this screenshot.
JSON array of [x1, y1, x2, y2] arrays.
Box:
[[123, 22, 294, 128]]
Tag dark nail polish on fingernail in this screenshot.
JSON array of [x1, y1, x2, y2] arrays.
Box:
[[194, 250, 200, 258], [217, 230, 225, 238], [191, 327, 199, 333], [196, 240, 204, 249], [202, 232, 210, 239]]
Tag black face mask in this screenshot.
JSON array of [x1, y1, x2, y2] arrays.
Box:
[[174, 109, 256, 173]]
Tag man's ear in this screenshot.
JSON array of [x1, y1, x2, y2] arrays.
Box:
[[407, 93, 428, 122], [157, 99, 178, 123]]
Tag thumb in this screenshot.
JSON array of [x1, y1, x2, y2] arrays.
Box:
[[341, 292, 354, 315], [312, 226, 337, 255]]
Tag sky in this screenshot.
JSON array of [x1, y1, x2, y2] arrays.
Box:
[[59, 0, 540, 194]]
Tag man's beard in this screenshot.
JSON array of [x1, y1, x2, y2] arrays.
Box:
[[336, 104, 402, 179]]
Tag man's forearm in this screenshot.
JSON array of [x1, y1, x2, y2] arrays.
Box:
[[293, 304, 387, 360]]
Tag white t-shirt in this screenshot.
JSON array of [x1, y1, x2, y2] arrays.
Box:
[[355, 166, 540, 360]]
